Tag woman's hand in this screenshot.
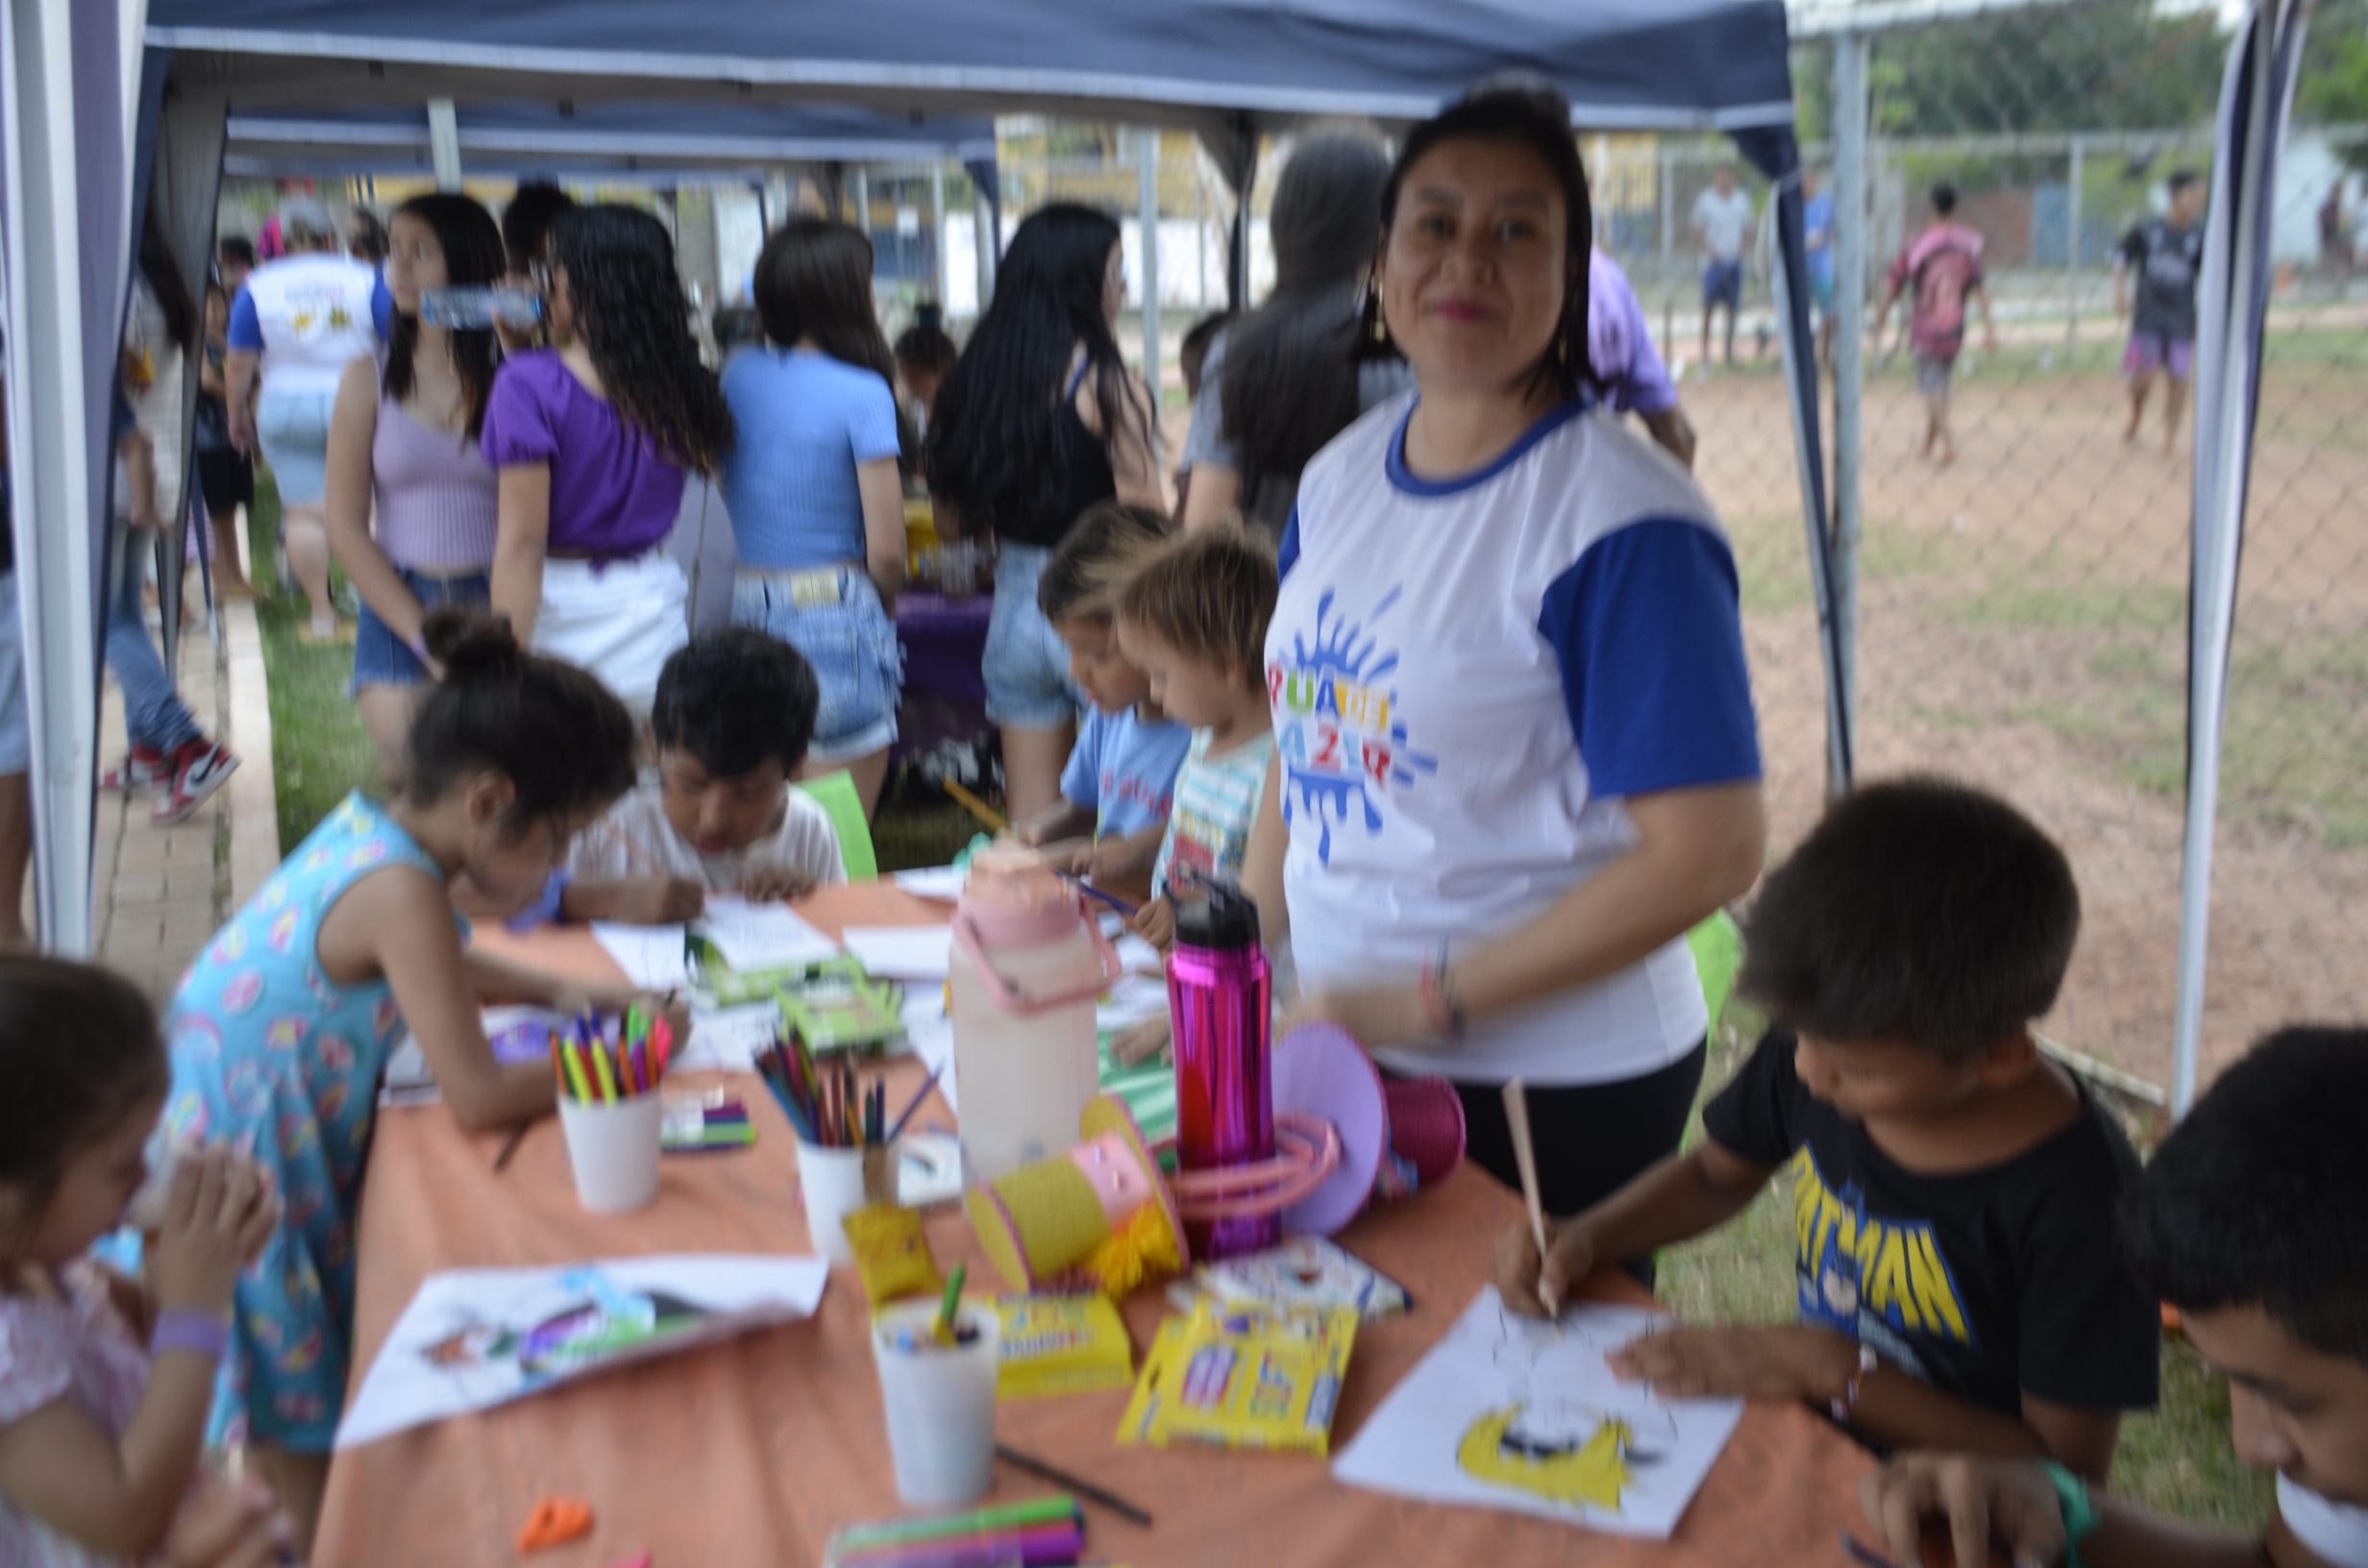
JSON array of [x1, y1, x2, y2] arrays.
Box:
[[1281, 982, 1430, 1052]]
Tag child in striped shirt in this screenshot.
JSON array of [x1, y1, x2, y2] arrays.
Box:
[[1109, 524, 1278, 952]]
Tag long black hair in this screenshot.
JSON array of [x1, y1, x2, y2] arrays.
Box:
[[1221, 132, 1388, 494], [927, 203, 1146, 530], [1359, 88, 1595, 405], [137, 199, 200, 352], [752, 218, 897, 387], [549, 205, 734, 476], [384, 193, 507, 442], [407, 611, 638, 835]]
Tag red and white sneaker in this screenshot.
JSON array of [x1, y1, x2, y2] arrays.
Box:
[[101, 745, 170, 795], [151, 741, 239, 826]]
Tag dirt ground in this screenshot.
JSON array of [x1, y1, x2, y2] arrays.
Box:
[[1682, 359, 2368, 1092]]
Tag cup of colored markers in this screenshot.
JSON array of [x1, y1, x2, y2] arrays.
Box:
[[553, 1005, 673, 1214], [757, 1031, 913, 1262], [871, 1270, 999, 1507]]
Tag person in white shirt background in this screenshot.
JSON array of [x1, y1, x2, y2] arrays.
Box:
[[1243, 86, 1764, 1271], [1690, 163, 1757, 369], [226, 197, 382, 642], [1863, 1026, 2368, 1568]]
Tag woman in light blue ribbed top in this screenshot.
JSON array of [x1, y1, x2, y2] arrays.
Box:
[[720, 218, 908, 815]]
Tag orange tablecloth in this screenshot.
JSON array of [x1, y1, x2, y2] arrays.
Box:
[[313, 885, 1873, 1567]]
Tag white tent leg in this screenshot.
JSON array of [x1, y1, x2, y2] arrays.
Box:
[[2, 0, 124, 955]]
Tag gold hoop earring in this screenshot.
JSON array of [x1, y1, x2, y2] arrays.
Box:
[[1373, 311, 1389, 344]]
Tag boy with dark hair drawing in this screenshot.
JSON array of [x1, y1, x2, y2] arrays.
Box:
[[1496, 776, 2158, 1481], [567, 627, 845, 915], [1865, 1026, 2368, 1568]]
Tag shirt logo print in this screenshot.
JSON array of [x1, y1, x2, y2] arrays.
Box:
[[1270, 586, 1437, 865]]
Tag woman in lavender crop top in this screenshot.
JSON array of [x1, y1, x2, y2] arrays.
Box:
[[324, 194, 506, 781], [481, 206, 734, 718]]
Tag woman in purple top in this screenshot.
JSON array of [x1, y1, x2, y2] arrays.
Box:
[[481, 206, 733, 717], [325, 193, 506, 781]]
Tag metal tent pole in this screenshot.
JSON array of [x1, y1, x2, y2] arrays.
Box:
[[1830, 30, 1871, 788]]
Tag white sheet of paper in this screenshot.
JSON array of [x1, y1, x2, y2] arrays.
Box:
[[891, 865, 966, 902], [900, 988, 956, 1115], [1115, 934, 1163, 975], [673, 1002, 781, 1073], [694, 895, 840, 971], [590, 923, 690, 990], [897, 1132, 963, 1206], [336, 1254, 828, 1448], [1096, 972, 1171, 1031], [1332, 1286, 1742, 1539], [843, 925, 954, 982]]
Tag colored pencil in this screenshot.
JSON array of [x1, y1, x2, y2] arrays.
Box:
[[884, 1063, 946, 1142], [492, 1121, 530, 1173], [993, 1444, 1153, 1527], [1502, 1079, 1555, 1313], [939, 777, 1006, 831]]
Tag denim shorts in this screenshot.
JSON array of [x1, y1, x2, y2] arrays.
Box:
[[255, 387, 338, 504], [352, 568, 492, 693], [732, 566, 902, 765], [1702, 258, 1743, 309], [982, 543, 1082, 730]]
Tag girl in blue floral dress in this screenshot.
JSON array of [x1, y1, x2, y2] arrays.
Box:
[[164, 613, 646, 1550]]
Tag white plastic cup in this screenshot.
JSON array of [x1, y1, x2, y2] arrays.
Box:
[[797, 1139, 899, 1263], [556, 1094, 664, 1213], [871, 1301, 1000, 1507]]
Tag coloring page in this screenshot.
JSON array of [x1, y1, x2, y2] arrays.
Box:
[[1332, 1286, 1742, 1538], [335, 1254, 826, 1448]]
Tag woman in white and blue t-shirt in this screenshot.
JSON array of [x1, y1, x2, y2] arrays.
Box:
[[1246, 87, 1766, 1252], [721, 219, 909, 816]]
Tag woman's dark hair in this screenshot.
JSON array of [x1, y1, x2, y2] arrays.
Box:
[[138, 200, 200, 351], [550, 205, 734, 476], [348, 207, 390, 263], [383, 193, 508, 443], [927, 203, 1146, 531], [1359, 88, 1595, 404], [2122, 1025, 2368, 1364], [1736, 776, 2080, 1061], [1222, 133, 1387, 489], [502, 183, 577, 273], [406, 611, 638, 834], [0, 955, 166, 1226], [651, 627, 819, 779], [893, 322, 959, 379], [753, 218, 897, 388]]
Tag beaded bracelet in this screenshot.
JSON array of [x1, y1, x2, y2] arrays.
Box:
[[151, 1309, 231, 1362], [1829, 1340, 1879, 1422]]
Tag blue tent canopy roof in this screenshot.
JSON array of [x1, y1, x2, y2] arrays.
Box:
[[151, 0, 1796, 132], [223, 100, 999, 179]]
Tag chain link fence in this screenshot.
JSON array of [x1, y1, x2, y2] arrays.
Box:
[[1598, 0, 2368, 1097]]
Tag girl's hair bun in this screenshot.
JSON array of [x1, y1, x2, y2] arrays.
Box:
[[422, 609, 524, 684]]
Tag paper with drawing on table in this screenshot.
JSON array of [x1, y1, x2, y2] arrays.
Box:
[[336, 1254, 828, 1448], [843, 925, 954, 982], [381, 1007, 570, 1108], [674, 1002, 782, 1073], [891, 865, 966, 902], [1332, 1286, 1741, 1538], [693, 894, 840, 971], [590, 922, 690, 991]]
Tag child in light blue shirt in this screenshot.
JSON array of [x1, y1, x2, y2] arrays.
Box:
[[1014, 503, 1189, 909]]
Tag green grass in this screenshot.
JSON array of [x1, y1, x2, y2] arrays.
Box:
[[1657, 1017, 2274, 1530]]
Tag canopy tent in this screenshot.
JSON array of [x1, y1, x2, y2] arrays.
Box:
[[6, 0, 1838, 956], [2173, 0, 2317, 1114], [219, 99, 999, 185]]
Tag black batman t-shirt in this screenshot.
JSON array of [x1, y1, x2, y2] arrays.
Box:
[[1701, 1029, 2159, 1419]]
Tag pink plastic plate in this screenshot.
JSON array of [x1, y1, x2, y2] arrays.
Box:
[[1271, 1023, 1388, 1237]]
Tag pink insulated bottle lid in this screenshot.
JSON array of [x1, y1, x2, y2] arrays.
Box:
[[958, 843, 1080, 947]]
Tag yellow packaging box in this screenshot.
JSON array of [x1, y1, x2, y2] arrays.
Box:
[[996, 1293, 1134, 1400]]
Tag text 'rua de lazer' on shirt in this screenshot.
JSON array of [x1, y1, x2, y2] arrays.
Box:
[[1267, 584, 1438, 867]]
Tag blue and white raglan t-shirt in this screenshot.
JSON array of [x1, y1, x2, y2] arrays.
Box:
[[1269, 394, 1761, 1087]]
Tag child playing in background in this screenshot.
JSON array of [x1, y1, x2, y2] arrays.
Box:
[[1496, 777, 2159, 1482], [1012, 502, 1192, 910], [0, 956, 280, 1568], [1873, 183, 1995, 468], [163, 613, 653, 1551], [1113, 522, 1279, 949], [569, 627, 846, 909]]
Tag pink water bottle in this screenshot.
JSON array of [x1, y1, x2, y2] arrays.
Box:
[[1168, 885, 1276, 1259]]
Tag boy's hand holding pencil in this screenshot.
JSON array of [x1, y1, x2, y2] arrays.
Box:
[[1494, 1213, 1595, 1319]]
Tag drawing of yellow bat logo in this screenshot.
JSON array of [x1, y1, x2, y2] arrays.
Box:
[[1457, 1404, 1636, 1511]]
